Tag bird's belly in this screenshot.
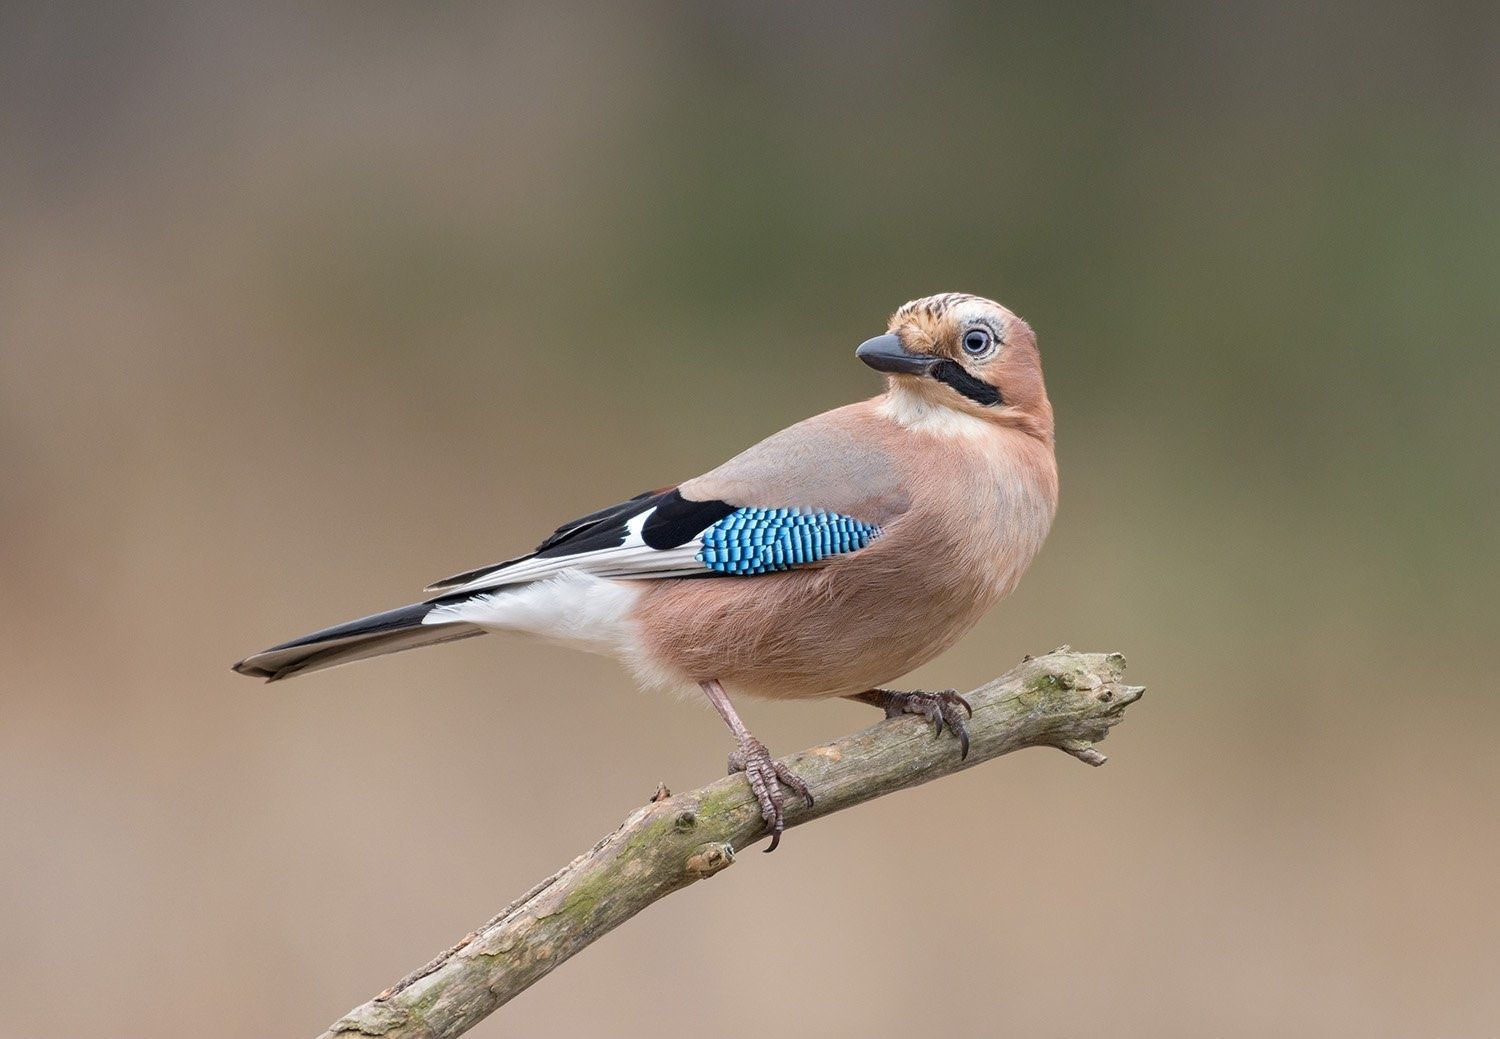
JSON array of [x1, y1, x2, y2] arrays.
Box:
[[629, 551, 1000, 700]]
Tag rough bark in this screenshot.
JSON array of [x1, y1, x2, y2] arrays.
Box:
[[318, 647, 1142, 1039]]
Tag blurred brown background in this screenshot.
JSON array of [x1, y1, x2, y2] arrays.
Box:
[[3, 2, 1497, 1036]]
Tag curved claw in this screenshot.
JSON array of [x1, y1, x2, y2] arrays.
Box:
[[942, 692, 973, 758], [732, 736, 812, 853], [772, 759, 814, 809], [861, 688, 973, 761]]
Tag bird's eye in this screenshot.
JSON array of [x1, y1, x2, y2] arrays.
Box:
[[962, 328, 992, 356]]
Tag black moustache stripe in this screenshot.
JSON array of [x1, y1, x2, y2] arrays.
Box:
[[930, 360, 1003, 406]]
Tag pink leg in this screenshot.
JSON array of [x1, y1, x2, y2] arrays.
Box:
[[700, 679, 813, 852]]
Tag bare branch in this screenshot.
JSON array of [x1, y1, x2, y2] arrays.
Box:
[[317, 648, 1142, 1039]]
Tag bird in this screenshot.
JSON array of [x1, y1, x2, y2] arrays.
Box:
[[233, 292, 1058, 850]]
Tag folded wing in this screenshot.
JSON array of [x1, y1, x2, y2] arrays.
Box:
[[424, 403, 909, 600], [424, 488, 883, 599]]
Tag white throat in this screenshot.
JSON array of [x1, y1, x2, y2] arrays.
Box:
[[876, 383, 992, 440]]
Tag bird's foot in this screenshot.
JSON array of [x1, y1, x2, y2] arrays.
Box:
[[727, 737, 814, 853], [855, 688, 973, 760]]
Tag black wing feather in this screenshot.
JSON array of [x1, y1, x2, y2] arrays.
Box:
[[425, 489, 667, 590], [533, 488, 663, 553], [426, 486, 733, 591]]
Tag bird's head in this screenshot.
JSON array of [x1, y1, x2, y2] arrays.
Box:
[[858, 293, 1052, 442]]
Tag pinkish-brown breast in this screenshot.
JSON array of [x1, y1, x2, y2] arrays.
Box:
[[630, 402, 1057, 699]]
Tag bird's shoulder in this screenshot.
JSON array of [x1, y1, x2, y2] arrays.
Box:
[[681, 399, 911, 525]]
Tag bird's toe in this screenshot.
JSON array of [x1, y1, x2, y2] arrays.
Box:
[[862, 688, 973, 760], [731, 736, 812, 852]]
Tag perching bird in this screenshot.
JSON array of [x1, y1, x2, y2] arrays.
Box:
[[234, 292, 1058, 849]]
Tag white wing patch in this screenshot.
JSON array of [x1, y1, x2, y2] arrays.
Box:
[[429, 506, 706, 599]]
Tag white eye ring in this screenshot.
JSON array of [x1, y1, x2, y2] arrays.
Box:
[[961, 328, 993, 355]]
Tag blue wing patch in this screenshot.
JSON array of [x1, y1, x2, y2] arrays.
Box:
[[697, 508, 881, 576]]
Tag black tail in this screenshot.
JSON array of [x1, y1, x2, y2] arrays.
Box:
[[232, 602, 485, 682]]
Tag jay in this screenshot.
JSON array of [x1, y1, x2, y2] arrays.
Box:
[[235, 293, 1058, 849]]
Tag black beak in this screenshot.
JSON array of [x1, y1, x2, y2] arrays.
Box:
[[855, 334, 939, 376], [856, 332, 1005, 407]]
